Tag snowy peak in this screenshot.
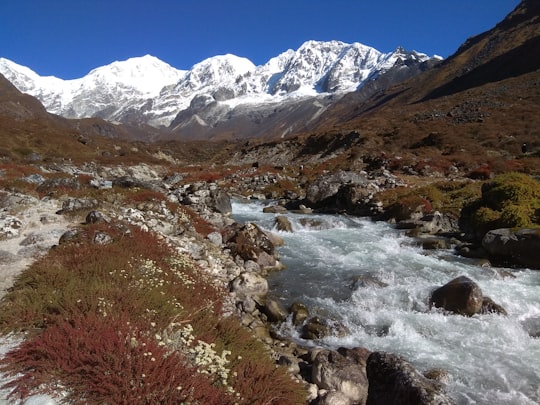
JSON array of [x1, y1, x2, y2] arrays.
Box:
[[1, 40, 441, 128], [84, 55, 186, 96], [173, 54, 255, 95]]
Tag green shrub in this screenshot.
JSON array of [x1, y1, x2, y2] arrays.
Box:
[[462, 172, 540, 236]]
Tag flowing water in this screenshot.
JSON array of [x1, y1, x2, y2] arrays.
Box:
[[232, 200, 540, 405]]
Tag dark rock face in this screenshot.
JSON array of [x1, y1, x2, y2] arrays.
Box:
[[366, 352, 456, 405], [430, 276, 483, 316], [306, 171, 368, 208], [482, 228, 540, 269]]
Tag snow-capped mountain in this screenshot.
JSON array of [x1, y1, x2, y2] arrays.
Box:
[[0, 41, 441, 133]]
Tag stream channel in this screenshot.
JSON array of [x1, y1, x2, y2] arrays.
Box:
[[232, 199, 540, 404]]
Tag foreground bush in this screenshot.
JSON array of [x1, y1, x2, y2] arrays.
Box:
[[0, 221, 306, 404]]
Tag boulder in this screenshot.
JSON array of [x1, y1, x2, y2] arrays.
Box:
[[430, 276, 483, 316], [261, 298, 288, 323], [312, 348, 370, 405], [417, 212, 459, 235], [226, 223, 282, 269], [306, 171, 368, 208], [290, 302, 309, 326], [275, 216, 293, 232], [482, 228, 540, 269], [59, 229, 81, 245], [208, 190, 232, 214], [230, 271, 268, 299], [366, 351, 456, 405]]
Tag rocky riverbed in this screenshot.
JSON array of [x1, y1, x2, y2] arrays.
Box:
[[1, 162, 539, 404]]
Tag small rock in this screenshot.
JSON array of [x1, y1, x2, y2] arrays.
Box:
[[275, 216, 293, 232], [290, 302, 310, 326], [85, 210, 110, 224], [480, 296, 507, 315], [263, 205, 288, 214], [261, 298, 288, 323]]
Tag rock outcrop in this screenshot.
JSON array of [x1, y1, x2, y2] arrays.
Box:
[[366, 351, 456, 405], [482, 228, 540, 269]]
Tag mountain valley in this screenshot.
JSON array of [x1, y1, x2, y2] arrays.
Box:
[[0, 1, 540, 404]]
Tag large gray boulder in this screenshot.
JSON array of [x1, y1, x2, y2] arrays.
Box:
[[306, 171, 368, 208], [482, 228, 540, 269], [312, 348, 370, 405], [366, 352, 456, 405]]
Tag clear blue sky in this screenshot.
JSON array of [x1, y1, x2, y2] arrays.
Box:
[[1, 0, 521, 79]]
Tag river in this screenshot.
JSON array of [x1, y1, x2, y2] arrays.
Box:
[[232, 200, 540, 405]]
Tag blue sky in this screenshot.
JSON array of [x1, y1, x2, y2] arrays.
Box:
[[1, 0, 520, 79]]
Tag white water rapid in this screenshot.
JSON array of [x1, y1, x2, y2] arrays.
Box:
[[232, 200, 540, 405]]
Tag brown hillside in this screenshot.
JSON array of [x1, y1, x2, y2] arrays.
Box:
[[299, 0, 540, 175]]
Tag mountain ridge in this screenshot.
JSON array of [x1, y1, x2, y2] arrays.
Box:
[[0, 40, 441, 131]]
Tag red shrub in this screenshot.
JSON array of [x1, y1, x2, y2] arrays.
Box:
[[1, 313, 231, 404]]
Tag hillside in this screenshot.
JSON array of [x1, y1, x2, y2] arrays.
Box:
[[291, 0, 540, 175]]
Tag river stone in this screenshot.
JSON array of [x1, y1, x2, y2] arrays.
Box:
[[421, 238, 451, 250], [430, 276, 483, 316], [312, 348, 369, 404], [366, 351, 456, 405], [482, 228, 540, 269], [234, 223, 275, 261], [290, 302, 310, 326], [350, 274, 388, 290], [261, 298, 288, 323], [263, 205, 288, 214], [301, 317, 348, 340], [275, 215, 293, 232], [230, 271, 268, 298]]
